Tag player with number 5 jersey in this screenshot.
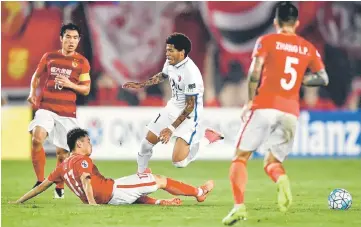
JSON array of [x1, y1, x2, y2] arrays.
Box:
[[26, 23, 91, 199], [223, 2, 329, 225]]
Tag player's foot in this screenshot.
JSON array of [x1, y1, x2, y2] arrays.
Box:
[[159, 198, 182, 206], [277, 175, 292, 212], [222, 204, 248, 225], [205, 128, 224, 144], [32, 181, 42, 189], [196, 180, 214, 202], [54, 188, 64, 199]]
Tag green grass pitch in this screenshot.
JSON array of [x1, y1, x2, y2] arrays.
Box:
[[2, 159, 360, 227]]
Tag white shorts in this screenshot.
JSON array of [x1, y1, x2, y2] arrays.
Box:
[[28, 109, 79, 151], [236, 109, 297, 162], [147, 102, 202, 145], [108, 173, 158, 205]]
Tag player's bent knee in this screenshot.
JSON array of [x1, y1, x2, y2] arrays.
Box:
[[145, 131, 159, 145], [263, 152, 281, 167], [31, 136, 44, 147], [56, 148, 69, 162], [172, 159, 189, 168], [152, 174, 167, 189]]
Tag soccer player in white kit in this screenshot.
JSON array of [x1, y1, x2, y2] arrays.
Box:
[[123, 33, 223, 173]]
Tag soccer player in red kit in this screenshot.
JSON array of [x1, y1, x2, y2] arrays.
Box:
[[26, 23, 91, 199], [11, 128, 214, 206], [222, 3, 329, 225]]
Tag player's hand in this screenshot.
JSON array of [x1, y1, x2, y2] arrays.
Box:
[[240, 101, 252, 123], [27, 94, 37, 106], [122, 82, 143, 89], [159, 128, 173, 144], [55, 75, 73, 89]]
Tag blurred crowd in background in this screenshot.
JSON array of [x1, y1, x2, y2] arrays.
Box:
[[2, 1, 361, 110]]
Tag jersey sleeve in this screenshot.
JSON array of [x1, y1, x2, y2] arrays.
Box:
[[252, 36, 269, 58], [184, 67, 202, 96], [74, 156, 94, 176], [308, 45, 325, 73], [35, 53, 48, 74], [162, 60, 169, 76], [47, 166, 62, 183], [79, 58, 91, 83]]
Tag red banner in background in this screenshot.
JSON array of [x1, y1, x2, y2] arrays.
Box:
[[1, 4, 61, 91], [86, 2, 188, 85]]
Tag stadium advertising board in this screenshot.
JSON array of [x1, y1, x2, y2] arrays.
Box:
[[64, 107, 361, 160]]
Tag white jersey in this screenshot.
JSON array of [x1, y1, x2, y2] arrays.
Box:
[[162, 57, 204, 118]]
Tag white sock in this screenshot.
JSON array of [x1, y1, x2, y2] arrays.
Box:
[[197, 188, 204, 197], [137, 139, 155, 173]]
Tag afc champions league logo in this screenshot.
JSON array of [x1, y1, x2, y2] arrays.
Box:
[[86, 118, 103, 146]]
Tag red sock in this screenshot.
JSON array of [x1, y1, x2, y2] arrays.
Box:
[[264, 163, 286, 183], [164, 178, 198, 196], [55, 159, 64, 189], [31, 147, 46, 182], [230, 159, 248, 204]]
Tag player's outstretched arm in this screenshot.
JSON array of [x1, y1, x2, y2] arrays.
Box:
[[80, 172, 98, 205], [122, 72, 168, 89], [247, 57, 265, 102], [10, 180, 53, 204], [302, 69, 329, 87]]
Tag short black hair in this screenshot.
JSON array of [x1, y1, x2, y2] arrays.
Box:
[[67, 128, 89, 151], [166, 33, 192, 57], [60, 23, 81, 37], [275, 2, 298, 26]]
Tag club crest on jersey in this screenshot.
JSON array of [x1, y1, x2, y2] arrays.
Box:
[[72, 59, 79, 68], [81, 160, 88, 168], [178, 75, 182, 82]]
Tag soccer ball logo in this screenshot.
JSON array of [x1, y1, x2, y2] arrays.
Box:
[[328, 188, 352, 210]]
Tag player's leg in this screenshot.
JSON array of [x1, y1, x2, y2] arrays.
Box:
[[138, 109, 171, 173], [171, 119, 202, 168], [137, 131, 159, 173], [54, 147, 69, 198], [52, 117, 76, 199], [262, 112, 297, 212], [30, 126, 48, 187], [223, 110, 270, 225], [135, 195, 182, 206], [28, 109, 55, 188], [152, 174, 214, 202]]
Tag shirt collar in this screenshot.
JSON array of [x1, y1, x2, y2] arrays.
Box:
[[175, 56, 189, 68]]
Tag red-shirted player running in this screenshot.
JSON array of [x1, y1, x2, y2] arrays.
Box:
[[223, 3, 329, 225], [26, 23, 91, 199], [11, 128, 214, 206]]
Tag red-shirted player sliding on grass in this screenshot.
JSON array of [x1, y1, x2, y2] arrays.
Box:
[[26, 23, 91, 199], [222, 2, 329, 225], [11, 128, 214, 206]]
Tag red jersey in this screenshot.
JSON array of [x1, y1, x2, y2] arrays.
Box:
[[48, 154, 114, 204], [251, 33, 325, 116], [36, 50, 91, 117]]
